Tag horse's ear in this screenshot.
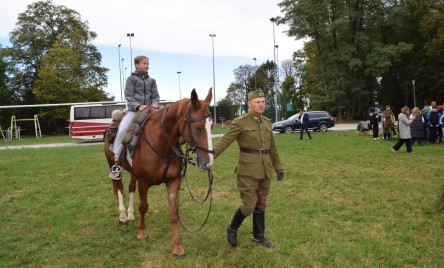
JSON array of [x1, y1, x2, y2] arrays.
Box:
[[204, 88, 213, 105], [191, 89, 199, 108]]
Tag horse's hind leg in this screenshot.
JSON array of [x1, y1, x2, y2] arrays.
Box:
[[137, 180, 149, 240], [166, 178, 185, 257], [127, 175, 137, 221]]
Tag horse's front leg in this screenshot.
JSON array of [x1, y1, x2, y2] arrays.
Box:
[[167, 178, 185, 257], [137, 179, 149, 240], [127, 175, 137, 221], [113, 180, 128, 224]]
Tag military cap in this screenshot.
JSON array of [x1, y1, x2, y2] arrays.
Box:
[[248, 90, 265, 101]]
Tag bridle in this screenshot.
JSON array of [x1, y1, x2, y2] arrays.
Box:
[[181, 102, 215, 157], [141, 101, 214, 163]]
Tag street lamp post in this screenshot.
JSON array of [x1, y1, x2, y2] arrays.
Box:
[[275, 45, 280, 120], [253, 57, 257, 90], [270, 17, 278, 122], [209, 34, 217, 125], [118, 44, 123, 101], [412, 80, 416, 107], [121, 58, 125, 100], [127, 33, 134, 67], [177, 71, 182, 100]]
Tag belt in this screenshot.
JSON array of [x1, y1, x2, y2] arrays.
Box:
[[240, 148, 269, 155]]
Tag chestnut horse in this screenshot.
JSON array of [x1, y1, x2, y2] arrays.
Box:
[[104, 89, 214, 257]]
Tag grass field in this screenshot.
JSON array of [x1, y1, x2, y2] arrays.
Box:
[[0, 130, 443, 267], [0, 125, 231, 147]]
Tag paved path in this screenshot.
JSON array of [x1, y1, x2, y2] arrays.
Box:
[[329, 123, 356, 131], [0, 124, 356, 150], [0, 141, 102, 150]]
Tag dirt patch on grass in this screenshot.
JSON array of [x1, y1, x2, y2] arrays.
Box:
[[0, 188, 30, 203]]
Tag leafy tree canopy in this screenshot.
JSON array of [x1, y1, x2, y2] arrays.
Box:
[[1, 0, 111, 132]]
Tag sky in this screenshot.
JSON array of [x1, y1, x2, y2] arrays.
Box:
[[0, 0, 304, 106]]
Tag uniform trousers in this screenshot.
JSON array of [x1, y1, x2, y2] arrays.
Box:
[[237, 176, 270, 216]]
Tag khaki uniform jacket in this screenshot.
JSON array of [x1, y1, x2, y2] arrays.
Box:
[[213, 112, 282, 179]]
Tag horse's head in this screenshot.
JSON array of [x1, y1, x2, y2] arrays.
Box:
[[179, 88, 214, 170]]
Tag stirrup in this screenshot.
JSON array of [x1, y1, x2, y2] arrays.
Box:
[[108, 164, 121, 180]]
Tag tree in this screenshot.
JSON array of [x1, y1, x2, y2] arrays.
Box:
[[280, 56, 310, 118], [216, 97, 237, 120], [2, 0, 111, 133], [32, 42, 109, 133], [226, 82, 246, 115], [225, 61, 277, 118], [278, 0, 444, 119]]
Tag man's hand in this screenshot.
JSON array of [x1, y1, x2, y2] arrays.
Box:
[[276, 169, 284, 181]]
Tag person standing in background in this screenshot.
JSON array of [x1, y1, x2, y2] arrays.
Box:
[[437, 105, 444, 142], [299, 109, 312, 140], [383, 105, 394, 140], [427, 106, 440, 144], [370, 108, 382, 140], [410, 107, 425, 146], [391, 106, 415, 153]]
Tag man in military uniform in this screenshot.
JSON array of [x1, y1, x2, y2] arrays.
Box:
[[213, 90, 284, 249]]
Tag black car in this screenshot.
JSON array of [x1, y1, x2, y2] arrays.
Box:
[[272, 111, 335, 133]]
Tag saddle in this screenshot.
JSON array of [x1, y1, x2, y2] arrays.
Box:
[[122, 109, 151, 157], [106, 109, 126, 143], [106, 108, 151, 158]]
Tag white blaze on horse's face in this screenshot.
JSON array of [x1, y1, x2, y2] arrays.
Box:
[[205, 117, 214, 168]]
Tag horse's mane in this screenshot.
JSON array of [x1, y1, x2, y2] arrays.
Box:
[[176, 98, 191, 119]]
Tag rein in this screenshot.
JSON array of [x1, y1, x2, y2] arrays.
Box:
[[177, 152, 213, 233], [140, 100, 215, 232]]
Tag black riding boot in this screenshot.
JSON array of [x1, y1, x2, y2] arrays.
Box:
[[252, 212, 274, 249], [227, 208, 246, 247]]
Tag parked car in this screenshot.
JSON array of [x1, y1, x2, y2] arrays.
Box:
[[272, 111, 336, 133]]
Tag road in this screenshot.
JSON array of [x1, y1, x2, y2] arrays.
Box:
[[0, 124, 356, 150]]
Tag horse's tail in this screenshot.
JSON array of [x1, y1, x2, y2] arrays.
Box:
[[436, 190, 444, 212]]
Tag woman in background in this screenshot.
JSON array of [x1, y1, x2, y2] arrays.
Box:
[[410, 107, 425, 146], [391, 106, 415, 153]]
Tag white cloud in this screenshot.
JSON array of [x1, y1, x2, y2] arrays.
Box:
[[0, 0, 304, 107], [0, 0, 299, 60]]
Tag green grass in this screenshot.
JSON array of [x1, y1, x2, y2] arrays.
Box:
[[0, 125, 230, 147], [0, 130, 443, 267]]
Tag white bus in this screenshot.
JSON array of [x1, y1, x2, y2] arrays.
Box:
[[69, 103, 126, 140], [69, 101, 174, 140]]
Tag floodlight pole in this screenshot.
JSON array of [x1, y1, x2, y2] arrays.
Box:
[[126, 33, 134, 68], [177, 71, 182, 99], [412, 80, 416, 107], [270, 17, 278, 122], [209, 34, 217, 125], [118, 44, 123, 101]]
